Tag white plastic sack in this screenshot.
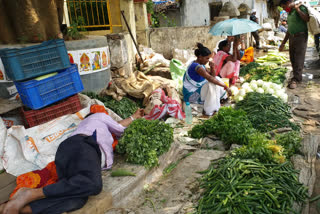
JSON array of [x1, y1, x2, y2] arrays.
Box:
[[262, 23, 273, 30], [1, 95, 120, 176], [172, 49, 195, 65], [144, 53, 170, 67], [0, 118, 7, 171]]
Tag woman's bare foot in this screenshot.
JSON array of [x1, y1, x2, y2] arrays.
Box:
[[3, 188, 44, 214], [0, 203, 6, 213]]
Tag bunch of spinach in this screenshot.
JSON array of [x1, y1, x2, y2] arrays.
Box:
[[83, 92, 139, 119], [235, 92, 299, 132], [189, 107, 255, 145], [117, 119, 174, 168]]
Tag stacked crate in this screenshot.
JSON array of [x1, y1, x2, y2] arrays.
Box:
[[0, 39, 84, 127]]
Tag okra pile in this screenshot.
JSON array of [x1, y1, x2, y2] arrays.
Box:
[[197, 158, 308, 214]]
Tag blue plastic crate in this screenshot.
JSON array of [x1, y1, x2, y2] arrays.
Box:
[[15, 64, 84, 110], [0, 39, 71, 81]]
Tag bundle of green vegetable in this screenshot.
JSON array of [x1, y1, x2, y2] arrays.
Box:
[[116, 119, 173, 168], [196, 157, 308, 214], [275, 131, 302, 158], [240, 62, 287, 84], [189, 107, 255, 145], [255, 50, 289, 65], [232, 79, 288, 103], [83, 92, 139, 119], [235, 92, 299, 132], [233, 132, 285, 164]]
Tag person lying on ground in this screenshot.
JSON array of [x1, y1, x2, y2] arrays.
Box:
[[0, 106, 144, 214], [183, 43, 232, 116], [213, 39, 241, 85]]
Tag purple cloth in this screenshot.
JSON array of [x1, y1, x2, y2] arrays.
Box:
[[71, 113, 125, 169]]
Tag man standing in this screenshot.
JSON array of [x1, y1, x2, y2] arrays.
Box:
[[279, 0, 309, 89], [315, 33, 320, 56], [250, 9, 261, 49]]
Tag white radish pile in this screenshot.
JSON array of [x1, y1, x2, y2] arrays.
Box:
[[232, 80, 288, 103]]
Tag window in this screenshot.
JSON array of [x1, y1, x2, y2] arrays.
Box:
[[209, 2, 223, 21]]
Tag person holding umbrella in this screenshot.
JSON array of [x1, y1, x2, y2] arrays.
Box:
[[213, 38, 241, 85], [279, 0, 309, 89]]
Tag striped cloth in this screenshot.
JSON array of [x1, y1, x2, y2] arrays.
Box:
[[144, 88, 185, 120]]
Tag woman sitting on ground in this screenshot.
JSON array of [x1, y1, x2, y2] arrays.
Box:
[[183, 43, 232, 116], [213, 38, 241, 85]]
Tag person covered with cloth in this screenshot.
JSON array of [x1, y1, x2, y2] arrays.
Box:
[[0, 105, 144, 214], [183, 43, 232, 116], [213, 39, 241, 86], [279, 0, 309, 89]]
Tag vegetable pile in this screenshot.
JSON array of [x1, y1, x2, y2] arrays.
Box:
[[83, 92, 139, 119], [232, 80, 288, 103], [197, 158, 308, 214], [116, 119, 173, 168], [240, 62, 287, 84], [189, 107, 255, 145], [235, 92, 299, 132], [255, 50, 289, 65], [194, 59, 306, 214]]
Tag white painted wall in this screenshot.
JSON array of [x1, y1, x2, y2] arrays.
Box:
[[181, 0, 212, 26], [180, 0, 268, 27]]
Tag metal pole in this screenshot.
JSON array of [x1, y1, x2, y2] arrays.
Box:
[[121, 10, 144, 63]]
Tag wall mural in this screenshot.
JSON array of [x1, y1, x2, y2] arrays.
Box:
[[0, 46, 111, 82]]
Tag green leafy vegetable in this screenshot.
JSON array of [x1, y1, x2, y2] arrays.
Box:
[[117, 119, 174, 168], [240, 62, 287, 84], [83, 92, 139, 119], [189, 107, 255, 145], [275, 131, 302, 158]]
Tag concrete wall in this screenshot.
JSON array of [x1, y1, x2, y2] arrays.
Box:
[[148, 26, 224, 59], [181, 0, 212, 27], [135, 2, 149, 46], [120, 0, 137, 74], [179, 0, 268, 27]]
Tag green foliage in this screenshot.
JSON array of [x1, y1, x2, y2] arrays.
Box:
[[117, 119, 174, 168], [275, 131, 302, 158], [235, 92, 300, 132], [146, 0, 154, 14], [232, 132, 276, 164], [83, 92, 139, 119], [189, 107, 255, 145], [67, 16, 86, 40], [240, 62, 288, 84]]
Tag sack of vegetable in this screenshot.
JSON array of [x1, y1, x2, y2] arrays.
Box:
[[116, 119, 174, 168]]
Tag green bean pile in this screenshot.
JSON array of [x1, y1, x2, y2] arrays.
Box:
[[235, 92, 300, 132], [197, 158, 308, 214]]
